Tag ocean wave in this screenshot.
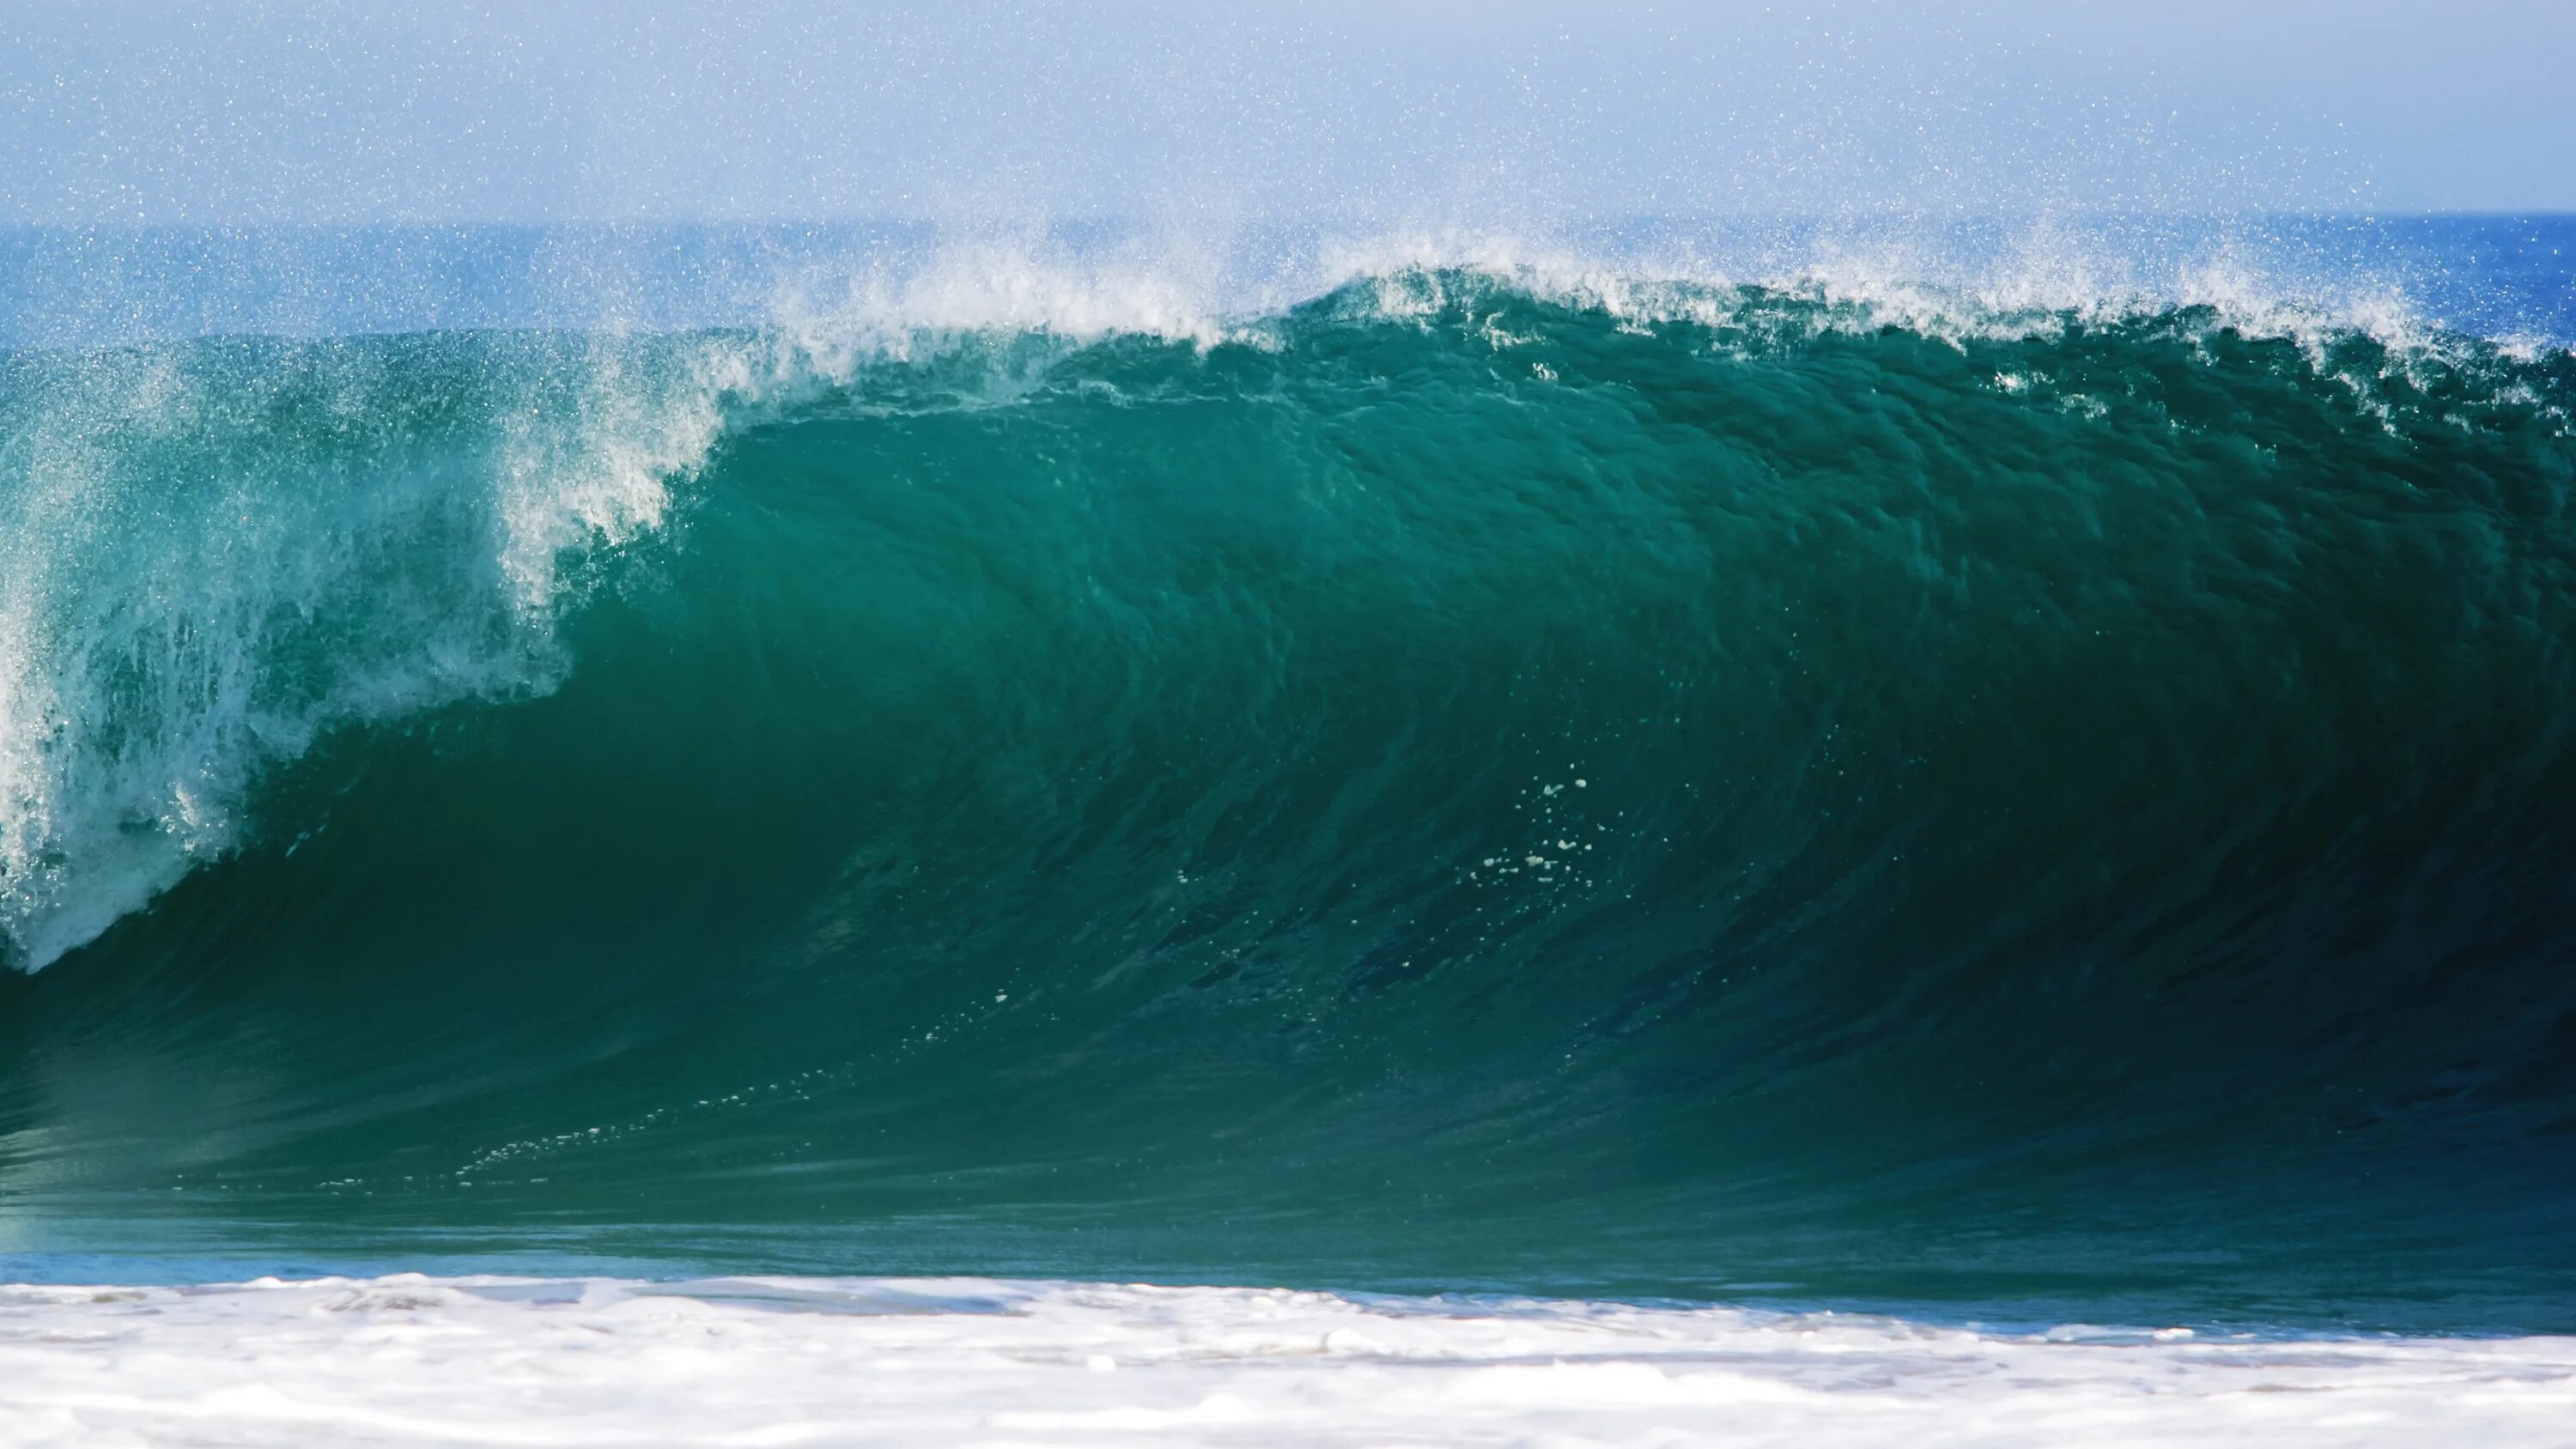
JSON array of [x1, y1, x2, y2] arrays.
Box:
[[8, 264, 2563, 973], [2, 258, 2573, 1321]]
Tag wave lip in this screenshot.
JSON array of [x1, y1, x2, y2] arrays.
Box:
[[0, 330, 724, 971], [3, 1275, 2573, 1446]]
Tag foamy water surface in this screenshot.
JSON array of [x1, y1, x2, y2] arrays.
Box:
[[3, 1276, 2573, 1446]]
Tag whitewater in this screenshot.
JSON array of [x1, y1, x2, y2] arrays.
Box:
[[5, 1276, 2575, 1448]]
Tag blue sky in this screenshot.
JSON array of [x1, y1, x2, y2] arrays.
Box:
[[4, 1, 2571, 224]]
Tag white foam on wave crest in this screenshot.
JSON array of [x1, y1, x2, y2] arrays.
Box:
[[1301, 224, 2573, 453], [0, 1274, 2568, 1447], [746, 221, 2455, 366], [1306, 221, 2494, 361]]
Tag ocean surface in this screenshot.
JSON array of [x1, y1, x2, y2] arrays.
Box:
[[3, 220, 2574, 1426]]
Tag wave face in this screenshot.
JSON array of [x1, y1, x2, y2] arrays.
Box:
[[5, 263, 2576, 1329]]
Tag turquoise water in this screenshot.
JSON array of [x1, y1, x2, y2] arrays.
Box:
[[3, 240, 2575, 1331]]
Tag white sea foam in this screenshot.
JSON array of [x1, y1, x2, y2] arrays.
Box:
[[0, 1275, 2569, 1447]]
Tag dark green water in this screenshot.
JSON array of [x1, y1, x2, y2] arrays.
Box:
[[4, 272, 2574, 1330]]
